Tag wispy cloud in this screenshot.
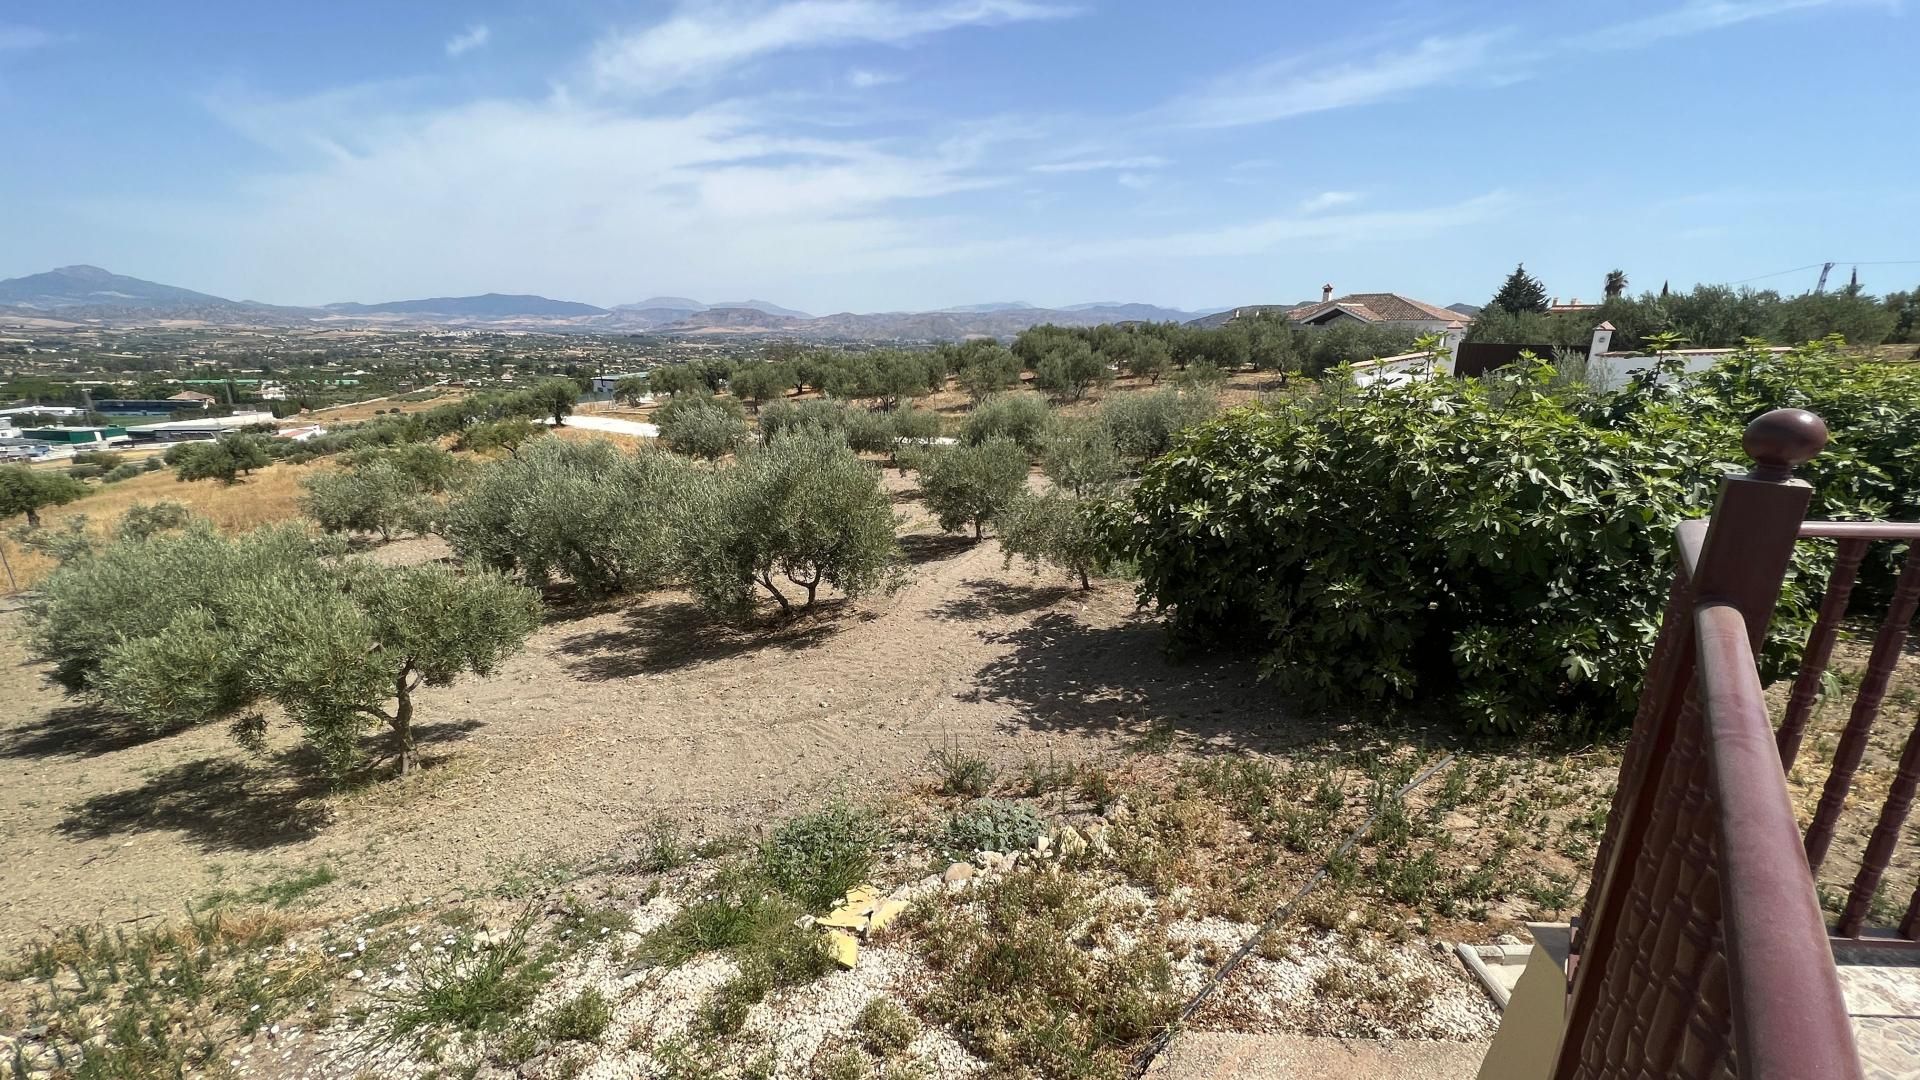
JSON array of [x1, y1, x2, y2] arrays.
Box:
[[1031, 155, 1169, 173], [1593, 0, 1869, 45], [1044, 192, 1511, 262], [0, 24, 55, 51], [1299, 191, 1360, 213], [589, 0, 1077, 95], [1161, 31, 1512, 129], [847, 68, 903, 88], [446, 24, 491, 57], [1160, 0, 1866, 130], [176, 79, 1025, 306]]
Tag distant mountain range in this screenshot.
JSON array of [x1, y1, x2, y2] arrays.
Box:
[[325, 293, 611, 318], [0, 265, 1332, 342]]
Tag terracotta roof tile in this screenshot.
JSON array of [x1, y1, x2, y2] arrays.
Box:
[[1286, 293, 1464, 324]]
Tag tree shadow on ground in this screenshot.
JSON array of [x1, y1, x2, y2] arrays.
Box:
[[534, 584, 631, 626], [55, 719, 482, 852], [966, 609, 1516, 762], [556, 598, 861, 680], [58, 758, 331, 852], [931, 578, 1074, 621], [897, 532, 975, 565], [1, 704, 172, 761], [961, 609, 1366, 755]]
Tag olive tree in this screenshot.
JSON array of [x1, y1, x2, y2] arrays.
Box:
[[956, 346, 1023, 403], [917, 437, 1028, 539], [456, 417, 546, 455], [167, 433, 274, 484], [864, 351, 944, 410], [60, 534, 539, 778], [646, 364, 705, 398], [1115, 334, 1171, 384], [303, 445, 467, 540], [961, 392, 1054, 456], [0, 466, 87, 527], [531, 378, 581, 425], [1099, 388, 1218, 462], [445, 436, 693, 597], [1034, 340, 1112, 403], [726, 362, 787, 412], [613, 376, 652, 406], [679, 431, 901, 619], [656, 394, 749, 459], [29, 523, 334, 696], [302, 463, 413, 539], [998, 490, 1122, 590], [890, 407, 943, 442], [1039, 419, 1122, 495]]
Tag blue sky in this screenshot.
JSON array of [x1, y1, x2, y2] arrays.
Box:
[[1, 1, 1914, 312]]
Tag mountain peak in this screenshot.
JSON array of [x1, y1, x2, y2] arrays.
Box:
[[711, 299, 812, 319], [0, 265, 233, 309]]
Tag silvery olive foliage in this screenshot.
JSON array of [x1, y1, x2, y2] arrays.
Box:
[[29, 523, 538, 779], [678, 430, 903, 618]]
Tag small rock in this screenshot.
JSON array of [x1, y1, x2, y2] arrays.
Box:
[[1055, 826, 1088, 857], [825, 929, 859, 969], [347, 969, 365, 981], [942, 862, 976, 885], [819, 904, 870, 930], [866, 898, 909, 934], [1032, 834, 1053, 855]]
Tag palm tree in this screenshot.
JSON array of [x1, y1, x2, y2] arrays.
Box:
[[1604, 269, 1629, 299]]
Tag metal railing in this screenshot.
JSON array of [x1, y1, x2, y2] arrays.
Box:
[[1556, 409, 1868, 1080]]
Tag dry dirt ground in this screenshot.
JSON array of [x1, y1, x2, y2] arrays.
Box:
[[0, 475, 1311, 952]]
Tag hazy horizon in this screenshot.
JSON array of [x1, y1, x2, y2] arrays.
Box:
[[3, 1, 1916, 311]]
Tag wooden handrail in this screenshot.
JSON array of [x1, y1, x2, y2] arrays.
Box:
[[1694, 601, 1863, 1080], [1558, 409, 1864, 1079], [1798, 521, 1920, 540]]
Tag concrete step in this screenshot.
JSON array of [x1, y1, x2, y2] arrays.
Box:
[[1147, 1031, 1490, 1080]]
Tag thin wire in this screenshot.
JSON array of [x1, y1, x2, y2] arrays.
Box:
[[1727, 263, 1826, 286], [1129, 751, 1460, 1075], [1726, 260, 1920, 286]]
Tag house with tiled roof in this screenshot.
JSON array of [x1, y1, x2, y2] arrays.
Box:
[[1284, 284, 1469, 334]]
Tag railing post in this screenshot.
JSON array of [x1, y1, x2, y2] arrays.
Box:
[[1687, 409, 1826, 644], [1554, 409, 1826, 1079]]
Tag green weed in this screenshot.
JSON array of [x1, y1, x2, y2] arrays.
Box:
[[930, 747, 996, 797], [760, 802, 887, 911]]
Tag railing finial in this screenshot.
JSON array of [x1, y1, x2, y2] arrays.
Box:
[[1743, 408, 1828, 481]]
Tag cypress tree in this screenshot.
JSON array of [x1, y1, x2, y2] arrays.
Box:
[[1488, 263, 1549, 314]]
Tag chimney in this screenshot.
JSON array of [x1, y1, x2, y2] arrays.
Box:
[[1321, 283, 1333, 302]]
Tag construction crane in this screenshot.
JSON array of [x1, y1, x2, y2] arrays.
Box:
[[1814, 261, 1834, 294]]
